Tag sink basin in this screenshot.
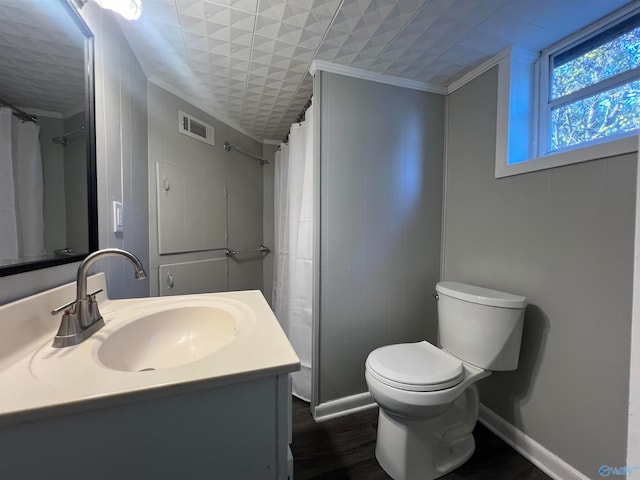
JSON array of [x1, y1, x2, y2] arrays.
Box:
[[96, 305, 238, 372], [30, 295, 257, 388]]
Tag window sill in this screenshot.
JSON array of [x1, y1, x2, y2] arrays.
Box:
[[496, 134, 638, 178]]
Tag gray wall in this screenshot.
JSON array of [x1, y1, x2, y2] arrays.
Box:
[[90, 5, 149, 299], [443, 66, 635, 477], [0, 5, 149, 305], [147, 83, 264, 297], [317, 71, 444, 404]]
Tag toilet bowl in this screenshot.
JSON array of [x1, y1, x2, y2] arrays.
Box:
[[365, 282, 527, 480]]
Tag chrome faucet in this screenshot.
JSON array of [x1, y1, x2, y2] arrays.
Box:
[[51, 248, 147, 348]]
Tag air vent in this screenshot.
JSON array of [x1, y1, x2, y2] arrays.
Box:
[[178, 110, 215, 146]]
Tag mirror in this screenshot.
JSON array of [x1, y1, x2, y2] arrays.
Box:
[[0, 0, 97, 277]]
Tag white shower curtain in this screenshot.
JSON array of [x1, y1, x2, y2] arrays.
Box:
[[273, 103, 314, 402], [0, 107, 45, 262]]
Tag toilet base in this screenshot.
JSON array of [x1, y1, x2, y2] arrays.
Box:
[[374, 386, 479, 480]]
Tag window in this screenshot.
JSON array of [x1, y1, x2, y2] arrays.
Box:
[[494, 5, 640, 178], [540, 12, 640, 155]]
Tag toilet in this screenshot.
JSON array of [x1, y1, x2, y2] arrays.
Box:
[[365, 281, 527, 480]]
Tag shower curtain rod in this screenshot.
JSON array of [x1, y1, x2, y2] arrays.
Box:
[[223, 141, 269, 166], [52, 126, 86, 146], [0, 97, 38, 123]]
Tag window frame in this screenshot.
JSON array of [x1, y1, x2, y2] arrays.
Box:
[[494, 3, 639, 179], [537, 10, 640, 157]]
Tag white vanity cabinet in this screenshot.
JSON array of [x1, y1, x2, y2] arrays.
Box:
[[0, 274, 299, 480], [0, 373, 293, 480]]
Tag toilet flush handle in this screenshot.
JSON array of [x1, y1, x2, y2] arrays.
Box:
[[432, 293, 439, 301]]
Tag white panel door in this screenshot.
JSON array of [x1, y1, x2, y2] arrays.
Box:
[[156, 161, 226, 254]]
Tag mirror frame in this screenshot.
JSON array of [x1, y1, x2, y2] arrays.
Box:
[[0, 0, 98, 277]]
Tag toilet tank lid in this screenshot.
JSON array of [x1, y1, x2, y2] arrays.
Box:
[[436, 281, 527, 309]]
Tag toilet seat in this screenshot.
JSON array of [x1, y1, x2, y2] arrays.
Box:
[[366, 341, 464, 392]]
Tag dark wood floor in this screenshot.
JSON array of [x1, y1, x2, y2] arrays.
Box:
[[291, 398, 551, 480]]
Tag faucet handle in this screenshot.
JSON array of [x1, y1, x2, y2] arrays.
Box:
[[50, 289, 103, 316], [51, 299, 77, 316], [87, 289, 104, 325]]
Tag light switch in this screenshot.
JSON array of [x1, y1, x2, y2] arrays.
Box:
[[113, 201, 124, 233]]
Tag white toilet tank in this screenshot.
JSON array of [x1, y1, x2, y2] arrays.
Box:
[[436, 282, 527, 371]]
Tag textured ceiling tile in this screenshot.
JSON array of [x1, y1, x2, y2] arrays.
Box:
[[232, 0, 259, 13], [498, 0, 629, 30], [177, 12, 207, 34], [247, 75, 298, 92], [177, 0, 205, 19], [422, 72, 451, 85], [228, 56, 251, 70], [415, 17, 477, 55], [350, 1, 398, 39], [184, 32, 209, 51], [88, 0, 637, 140], [422, 0, 508, 25], [190, 59, 216, 73], [306, 0, 342, 19], [188, 49, 230, 66], [391, 2, 446, 46], [476, 11, 546, 49], [315, 27, 385, 65], [252, 34, 315, 63], [205, 23, 235, 41], [366, 57, 395, 74], [438, 44, 487, 66], [249, 63, 288, 80], [377, 43, 425, 64], [203, 2, 232, 27], [379, 61, 419, 77], [207, 0, 259, 13], [256, 0, 286, 20], [330, 2, 367, 35], [456, 30, 511, 55], [255, 3, 331, 50]]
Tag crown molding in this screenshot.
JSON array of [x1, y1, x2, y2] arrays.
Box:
[[148, 76, 263, 144], [310, 59, 448, 95]]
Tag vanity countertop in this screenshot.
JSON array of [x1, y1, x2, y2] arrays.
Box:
[[0, 274, 300, 426]]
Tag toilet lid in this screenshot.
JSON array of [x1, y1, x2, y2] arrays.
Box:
[[366, 341, 464, 392]]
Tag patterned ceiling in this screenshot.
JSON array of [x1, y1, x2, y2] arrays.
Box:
[[0, 0, 85, 116], [0, 0, 634, 141], [117, 0, 632, 142]]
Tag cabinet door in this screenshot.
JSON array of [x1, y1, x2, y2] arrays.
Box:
[[156, 161, 226, 254]]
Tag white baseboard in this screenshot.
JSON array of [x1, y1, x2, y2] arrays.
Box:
[[313, 392, 377, 422], [478, 404, 590, 480]]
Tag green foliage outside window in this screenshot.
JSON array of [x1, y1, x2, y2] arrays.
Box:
[[549, 26, 639, 151]]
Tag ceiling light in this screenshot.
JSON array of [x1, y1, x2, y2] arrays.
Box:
[[76, 0, 142, 20], [95, 0, 141, 20]]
